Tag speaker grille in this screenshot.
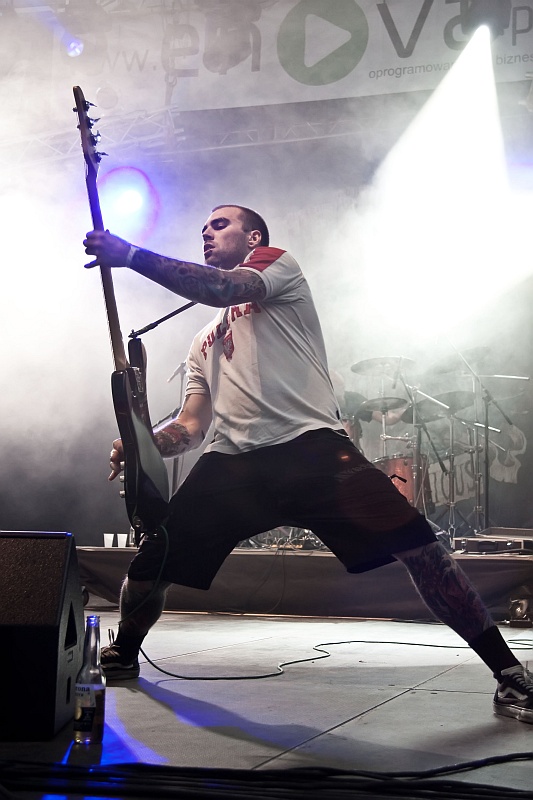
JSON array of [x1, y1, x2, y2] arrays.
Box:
[[0, 532, 73, 626]]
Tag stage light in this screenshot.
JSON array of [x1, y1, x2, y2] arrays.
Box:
[[98, 167, 161, 243], [461, 0, 512, 39], [24, 4, 88, 59], [96, 83, 120, 110], [115, 189, 144, 215], [63, 36, 84, 58], [55, 0, 108, 64], [351, 24, 514, 348]]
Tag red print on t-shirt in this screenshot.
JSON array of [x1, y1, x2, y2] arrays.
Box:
[[222, 329, 234, 361]]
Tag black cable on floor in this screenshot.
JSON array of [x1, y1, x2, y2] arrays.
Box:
[[139, 635, 532, 681], [2, 757, 533, 800]]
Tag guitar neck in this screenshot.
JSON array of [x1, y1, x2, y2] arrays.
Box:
[[87, 172, 128, 373], [73, 85, 129, 374], [99, 265, 128, 373]]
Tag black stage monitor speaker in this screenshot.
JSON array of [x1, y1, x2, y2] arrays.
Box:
[[0, 531, 85, 741]]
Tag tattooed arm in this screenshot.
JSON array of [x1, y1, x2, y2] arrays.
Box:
[[108, 393, 212, 481], [153, 393, 212, 458], [83, 230, 266, 307]]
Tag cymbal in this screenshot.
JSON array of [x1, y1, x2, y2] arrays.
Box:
[[401, 404, 442, 425], [351, 356, 415, 375], [426, 347, 490, 375], [357, 396, 408, 414], [434, 390, 476, 412], [401, 390, 475, 424]]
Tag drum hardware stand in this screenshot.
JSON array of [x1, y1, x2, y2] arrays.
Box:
[[480, 382, 518, 529], [451, 345, 522, 532], [439, 411, 473, 538], [453, 415, 501, 533]]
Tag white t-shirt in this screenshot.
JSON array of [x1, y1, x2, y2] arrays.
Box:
[[185, 246, 342, 454]]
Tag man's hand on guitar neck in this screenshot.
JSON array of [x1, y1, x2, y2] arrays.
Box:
[[84, 230, 134, 269]]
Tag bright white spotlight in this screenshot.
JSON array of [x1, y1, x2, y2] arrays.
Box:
[[352, 23, 511, 351]]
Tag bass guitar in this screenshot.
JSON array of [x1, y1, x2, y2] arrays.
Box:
[[73, 85, 169, 544]]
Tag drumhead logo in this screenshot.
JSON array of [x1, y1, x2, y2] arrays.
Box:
[[277, 0, 369, 86]]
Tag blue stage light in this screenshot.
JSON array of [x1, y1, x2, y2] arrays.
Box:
[[64, 37, 84, 57], [98, 167, 161, 242]]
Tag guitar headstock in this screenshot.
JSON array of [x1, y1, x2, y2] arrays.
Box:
[[73, 85, 105, 180]]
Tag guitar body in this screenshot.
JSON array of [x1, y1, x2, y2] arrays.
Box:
[[111, 367, 169, 536], [73, 85, 169, 542]]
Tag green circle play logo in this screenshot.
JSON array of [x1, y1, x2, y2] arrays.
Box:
[[277, 0, 369, 86]]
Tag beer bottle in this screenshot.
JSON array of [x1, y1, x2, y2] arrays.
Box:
[[73, 615, 106, 744]]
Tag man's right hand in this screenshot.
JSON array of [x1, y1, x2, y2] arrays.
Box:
[[109, 438, 124, 481]]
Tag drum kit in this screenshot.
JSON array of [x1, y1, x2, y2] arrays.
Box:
[[344, 350, 529, 540], [239, 348, 529, 552]]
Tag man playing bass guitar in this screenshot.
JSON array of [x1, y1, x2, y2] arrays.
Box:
[[84, 204, 533, 724]]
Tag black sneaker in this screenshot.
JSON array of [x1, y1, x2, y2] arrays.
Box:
[[101, 644, 140, 681], [493, 665, 533, 723]]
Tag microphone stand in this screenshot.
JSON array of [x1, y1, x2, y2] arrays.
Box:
[[129, 301, 198, 496], [129, 300, 196, 339]]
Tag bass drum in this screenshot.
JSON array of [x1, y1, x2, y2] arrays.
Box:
[[373, 453, 434, 514]]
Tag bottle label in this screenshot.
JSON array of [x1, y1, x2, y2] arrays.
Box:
[[74, 684, 105, 707], [73, 685, 105, 736]]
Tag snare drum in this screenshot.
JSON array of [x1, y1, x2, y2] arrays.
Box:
[[373, 453, 434, 512]]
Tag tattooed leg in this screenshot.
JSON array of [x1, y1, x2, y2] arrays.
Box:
[[118, 577, 171, 636], [113, 577, 171, 659], [394, 541, 493, 641], [394, 541, 521, 675]]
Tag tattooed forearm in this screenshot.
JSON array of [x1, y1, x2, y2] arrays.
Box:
[[154, 422, 194, 457], [130, 249, 266, 307]]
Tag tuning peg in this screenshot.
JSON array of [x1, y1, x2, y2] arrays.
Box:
[[119, 490, 126, 498]]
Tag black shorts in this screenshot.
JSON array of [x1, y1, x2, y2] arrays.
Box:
[[127, 428, 437, 589]]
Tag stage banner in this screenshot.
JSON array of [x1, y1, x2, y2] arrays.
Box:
[[58, 0, 533, 113]]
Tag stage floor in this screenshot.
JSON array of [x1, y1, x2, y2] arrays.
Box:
[[2, 610, 533, 797], [3, 547, 533, 797]]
